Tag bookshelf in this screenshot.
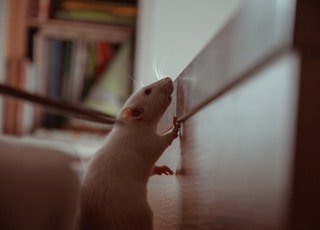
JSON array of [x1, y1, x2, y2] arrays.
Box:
[[4, 0, 137, 135], [0, 1, 9, 133]]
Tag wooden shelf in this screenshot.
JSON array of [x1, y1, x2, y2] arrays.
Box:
[[28, 16, 134, 30], [4, 0, 137, 135], [27, 17, 134, 43]]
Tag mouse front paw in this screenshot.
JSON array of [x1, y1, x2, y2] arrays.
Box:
[[170, 116, 180, 139], [152, 165, 174, 176], [161, 117, 180, 145]]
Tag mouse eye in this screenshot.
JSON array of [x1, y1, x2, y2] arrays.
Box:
[[144, 88, 152, 95]]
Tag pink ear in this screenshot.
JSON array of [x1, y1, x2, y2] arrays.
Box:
[[121, 107, 144, 119]]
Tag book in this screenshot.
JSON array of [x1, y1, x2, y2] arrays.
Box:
[[33, 30, 118, 106], [82, 42, 98, 98], [16, 59, 37, 134], [82, 41, 114, 99], [43, 38, 65, 128], [33, 31, 50, 96], [3, 0, 135, 134], [47, 38, 64, 99], [69, 39, 87, 102], [32, 31, 51, 130], [96, 41, 112, 79], [61, 40, 74, 100], [83, 39, 133, 116]]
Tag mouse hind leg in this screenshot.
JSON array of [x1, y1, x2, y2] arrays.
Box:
[[123, 202, 153, 230]]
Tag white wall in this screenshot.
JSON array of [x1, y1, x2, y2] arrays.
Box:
[[135, 2, 247, 229], [134, 0, 245, 90], [0, 0, 9, 132]]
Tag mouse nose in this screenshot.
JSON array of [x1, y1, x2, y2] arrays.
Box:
[[163, 77, 172, 83], [161, 77, 174, 93]]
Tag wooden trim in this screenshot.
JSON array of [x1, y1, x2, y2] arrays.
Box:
[[28, 17, 134, 31], [4, 0, 30, 134], [157, 0, 320, 229], [33, 20, 133, 44], [291, 56, 320, 230], [6, 0, 30, 60], [291, 1, 320, 229], [293, 0, 320, 57], [175, 0, 296, 122]]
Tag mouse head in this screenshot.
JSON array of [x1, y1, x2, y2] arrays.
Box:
[[118, 77, 174, 126]]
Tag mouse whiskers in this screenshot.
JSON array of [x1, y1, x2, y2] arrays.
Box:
[[126, 72, 144, 89], [153, 63, 166, 81]]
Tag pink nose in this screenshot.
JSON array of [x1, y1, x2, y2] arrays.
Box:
[[164, 77, 172, 83]]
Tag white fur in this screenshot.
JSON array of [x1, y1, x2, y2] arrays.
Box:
[[79, 78, 179, 230]]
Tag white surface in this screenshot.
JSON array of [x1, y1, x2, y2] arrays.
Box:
[[135, 2, 246, 229], [30, 129, 106, 159], [134, 0, 245, 90], [147, 139, 181, 230]]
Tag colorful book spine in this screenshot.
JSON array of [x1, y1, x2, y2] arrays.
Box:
[[44, 38, 65, 128], [61, 40, 74, 101]]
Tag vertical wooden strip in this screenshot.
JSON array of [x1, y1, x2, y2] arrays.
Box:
[[290, 1, 320, 229], [176, 0, 295, 120], [4, 0, 31, 134], [291, 57, 320, 230], [179, 53, 299, 229]]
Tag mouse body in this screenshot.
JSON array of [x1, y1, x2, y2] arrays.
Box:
[[79, 77, 179, 230]]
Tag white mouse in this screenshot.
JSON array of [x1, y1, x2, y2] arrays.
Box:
[[79, 77, 179, 230]]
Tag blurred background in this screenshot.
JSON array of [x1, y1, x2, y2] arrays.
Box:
[[0, 0, 244, 137], [1, 1, 319, 230]]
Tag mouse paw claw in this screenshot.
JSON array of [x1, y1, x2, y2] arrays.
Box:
[[162, 117, 180, 144], [172, 116, 180, 136], [152, 165, 174, 176]]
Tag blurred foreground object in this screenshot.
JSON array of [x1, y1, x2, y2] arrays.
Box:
[[0, 136, 80, 230]]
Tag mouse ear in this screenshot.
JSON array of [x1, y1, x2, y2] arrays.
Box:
[[121, 107, 144, 120]]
